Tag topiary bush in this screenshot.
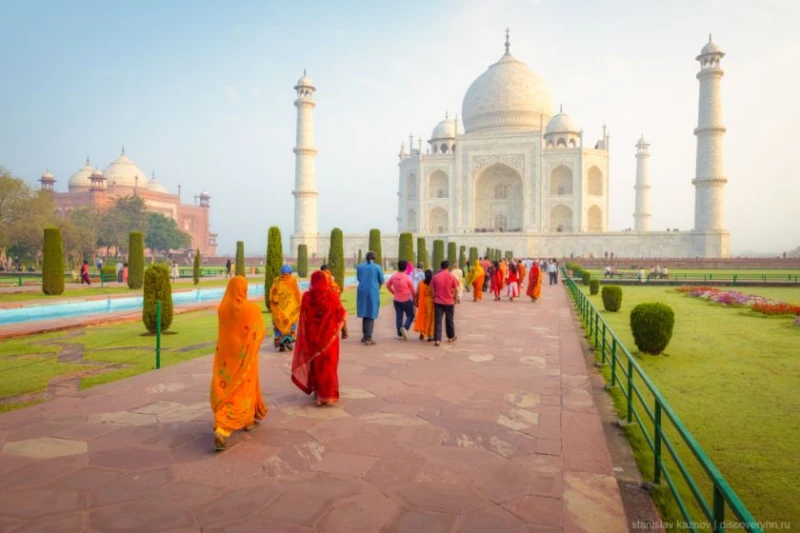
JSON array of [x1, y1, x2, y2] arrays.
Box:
[[417, 238, 428, 269], [297, 244, 308, 278], [582, 271, 592, 286], [447, 242, 457, 267], [368, 229, 382, 266], [432, 240, 445, 269], [328, 228, 345, 294], [601, 285, 623, 312], [143, 263, 173, 333], [235, 241, 245, 276], [357, 249, 363, 265], [589, 279, 600, 295], [42, 227, 65, 295], [264, 226, 283, 307], [469, 246, 479, 265], [459, 245, 466, 271], [128, 232, 145, 289], [630, 303, 675, 355], [193, 248, 201, 285], [398, 232, 414, 265]]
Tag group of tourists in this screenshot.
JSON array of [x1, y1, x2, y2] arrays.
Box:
[[462, 257, 551, 303]]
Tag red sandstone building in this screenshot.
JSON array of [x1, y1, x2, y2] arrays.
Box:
[[38, 148, 217, 256]]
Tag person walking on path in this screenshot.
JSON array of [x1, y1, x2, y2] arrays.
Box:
[[210, 276, 267, 451], [356, 251, 384, 345], [547, 260, 557, 285], [116, 261, 124, 282], [506, 262, 520, 302], [225, 258, 232, 279], [269, 265, 301, 352], [386, 260, 416, 340], [467, 261, 485, 302], [516, 260, 526, 292], [480, 257, 491, 293], [492, 261, 504, 301], [431, 260, 459, 347], [450, 262, 464, 303], [292, 271, 347, 407], [80, 260, 91, 285], [413, 269, 435, 342], [526, 260, 542, 302], [171, 261, 180, 283], [411, 262, 425, 291]]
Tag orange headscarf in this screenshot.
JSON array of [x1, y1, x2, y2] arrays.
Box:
[[210, 276, 267, 437], [269, 273, 301, 336]]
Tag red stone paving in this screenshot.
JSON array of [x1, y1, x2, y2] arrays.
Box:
[[0, 282, 631, 532]]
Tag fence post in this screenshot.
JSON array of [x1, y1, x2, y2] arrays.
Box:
[[601, 322, 607, 363], [18, 276, 22, 287], [626, 359, 633, 424], [156, 300, 162, 370], [594, 313, 599, 348], [611, 338, 617, 386], [654, 401, 662, 484], [712, 485, 725, 533]]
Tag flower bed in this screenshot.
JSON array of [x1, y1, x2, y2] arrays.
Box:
[[678, 286, 800, 317]]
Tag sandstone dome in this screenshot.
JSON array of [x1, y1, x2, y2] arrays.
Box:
[[67, 158, 94, 189], [462, 47, 554, 134], [102, 149, 149, 188]]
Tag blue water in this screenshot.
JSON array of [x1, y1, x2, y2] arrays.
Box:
[[0, 276, 357, 326]]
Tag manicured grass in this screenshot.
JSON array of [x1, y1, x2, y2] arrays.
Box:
[[577, 284, 800, 529]]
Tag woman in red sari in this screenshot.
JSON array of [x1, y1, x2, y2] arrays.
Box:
[[292, 270, 347, 406], [526, 260, 542, 302], [491, 261, 504, 301]]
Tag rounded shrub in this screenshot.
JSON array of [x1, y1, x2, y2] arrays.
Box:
[[368, 229, 382, 266], [235, 241, 245, 276], [630, 303, 675, 355], [582, 271, 592, 286], [601, 285, 623, 312], [459, 245, 466, 271], [589, 279, 600, 295], [432, 240, 445, 269], [398, 232, 414, 265], [328, 228, 345, 294], [127, 232, 145, 289], [297, 244, 308, 278], [264, 226, 283, 307], [42, 227, 65, 295], [143, 263, 173, 333], [193, 248, 201, 285]]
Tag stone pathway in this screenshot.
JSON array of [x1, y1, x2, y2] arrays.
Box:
[[0, 282, 630, 533]]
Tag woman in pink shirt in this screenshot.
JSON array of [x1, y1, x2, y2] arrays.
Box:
[[386, 260, 416, 340]]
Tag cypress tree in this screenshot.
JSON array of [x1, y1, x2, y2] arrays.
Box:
[[235, 241, 245, 276], [433, 240, 445, 269], [143, 263, 173, 333], [128, 232, 145, 289], [485, 247, 491, 260], [417, 237, 428, 269], [193, 248, 201, 285], [264, 226, 283, 307], [459, 245, 466, 271], [505, 250, 513, 261], [357, 249, 363, 265], [42, 227, 65, 295], [368, 229, 382, 266], [447, 242, 457, 267], [399, 232, 414, 265], [328, 228, 345, 294], [297, 244, 308, 277], [469, 247, 479, 265]]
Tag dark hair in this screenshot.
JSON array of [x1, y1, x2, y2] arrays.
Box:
[[424, 269, 433, 285], [509, 262, 517, 274], [440, 260, 449, 270], [465, 261, 470, 269], [493, 260, 500, 269], [123, 263, 128, 267], [366, 251, 376, 263], [320, 264, 329, 271], [416, 262, 423, 269], [397, 259, 407, 272]]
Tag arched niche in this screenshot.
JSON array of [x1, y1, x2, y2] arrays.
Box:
[[473, 163, 523, 232]]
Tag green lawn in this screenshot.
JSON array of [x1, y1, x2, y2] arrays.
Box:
[[577, 284, 800, 530], [0, 286, 390, 405]]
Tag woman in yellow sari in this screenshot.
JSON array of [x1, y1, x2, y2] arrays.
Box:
[[269, 265, 301, 352], [413, 269, 435, 341], [467, 261, 485, 302], [211, 276, 267, 451]]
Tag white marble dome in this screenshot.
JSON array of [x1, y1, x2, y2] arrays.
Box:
[[699, 37, 723, 57], [545, 110, 579, 136], [462, 50, 554, 134], [148, 172, 170, 194], [102, 150, 149, 188], [295, 70, 315, 90], [430, 117, 463, 140], [67, 158, 94, 189]]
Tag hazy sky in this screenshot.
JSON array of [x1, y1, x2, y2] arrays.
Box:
[[2, 0, 798, 255]]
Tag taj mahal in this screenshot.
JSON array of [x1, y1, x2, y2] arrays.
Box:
[[290, 31, 730, 260]]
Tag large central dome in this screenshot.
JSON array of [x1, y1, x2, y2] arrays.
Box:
[[462, 39, 554, 134]]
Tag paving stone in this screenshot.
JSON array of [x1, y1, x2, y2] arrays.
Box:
[[260, 491, 334, 525], [472, 461, 532, 502], [0, 486, 84, 517], [385, 508, 457, 533], [363, 445, 426, 488], [206, 519, 313, 533], [145, 481, 221, 510], [456, 506, 529, 533], [7, 512, 84, 533], [53, 466, 121, 490], [88, 410, 157, 427], [282, 405, 351, 420], [317, 491, 399, 533], [89, 446, 173, 470], [194, 483, 282, 527], [261, 441, 326, 478], [504, 494, 563, 527], [3, 437, 87, 459], [311, 451, 377, 476], [3, 454, 88, 490], [563, 472, 627, 533], [89, 502, 196, 532], [395, 483, 486, 514], [89, 467, 174, 507]]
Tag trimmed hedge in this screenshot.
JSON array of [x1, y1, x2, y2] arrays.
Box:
[[601, 285, 623, 312], [368, 229, 382, 266], [582, 271, 592, 286], [447, 242, 457, 267], [128, 232, 145, 289], [630, 303, 675, 355], [589, 278, 600, 295], [42, 227, 65, 295], [328, 228, 345, 294], [459, 245, 466, 271], [432, 240, 445, 269], [235, 241, 245, 276], [297, 244, 308, 278], [143, 263, 173, 333], [264, 226, 283, 307], [357, 249, 363, 265], [398, 232, 414, 265], [417, 237, 428, 269], [193, 248, 201, 285], [469, 246, 479, 265]]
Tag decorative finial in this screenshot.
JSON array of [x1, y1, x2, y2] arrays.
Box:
[[559, 103, 563, 113], [445, 110, 448, 119], [304, 68, 307, 76], [121, 145, 125, 156], [709, 33, 712, 42], [152, 170, 156, 180], [86, 156, 90, 165], [505, 28, 510, 54]]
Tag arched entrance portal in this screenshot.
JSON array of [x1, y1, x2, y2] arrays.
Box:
[[473, 163, 523, 232]]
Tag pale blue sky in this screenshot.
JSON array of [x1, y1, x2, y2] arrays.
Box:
[[2, 0, 798, 255]]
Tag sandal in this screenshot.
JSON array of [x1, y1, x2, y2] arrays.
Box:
[[214, 431, 227, 451], [244, 421, 260, 432]]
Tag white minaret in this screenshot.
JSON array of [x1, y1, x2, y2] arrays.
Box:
[[292, 70, 319, 252], [634, 135, 651, 232], [693, 35, 726, 231]]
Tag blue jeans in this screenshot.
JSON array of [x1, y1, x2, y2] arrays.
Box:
[[393, 299, 415, 336]]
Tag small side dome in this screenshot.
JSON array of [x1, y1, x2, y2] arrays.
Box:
[[199, 189, 211, 198], [294, 69, 315, 90], [697, 34, 724, 59], [90, 168, 104, 178], [68, 157, 94, 189], [430, 118, 460, 140], [148, 171, 170, 194], [90, 168, 107, 189], [41, 170, 54, 180], [545, 108, 580, 136]]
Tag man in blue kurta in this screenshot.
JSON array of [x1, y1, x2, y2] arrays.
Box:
[[356, 251, 385, 345]]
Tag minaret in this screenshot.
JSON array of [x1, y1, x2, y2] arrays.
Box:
[[693, 35, 726, 231], [292, 69, 319, 252], [634, 135, 651, 232]]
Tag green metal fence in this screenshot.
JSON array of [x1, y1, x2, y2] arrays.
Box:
[[585, 271, 800, 285], [563, 270, 763, 533]]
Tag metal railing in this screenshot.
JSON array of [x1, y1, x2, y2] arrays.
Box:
[[563, 270, 762, 533], [585, 271, 800, 286]]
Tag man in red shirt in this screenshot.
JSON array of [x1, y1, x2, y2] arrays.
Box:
[[386, 260, 416, 340], [430, 260, 459, 347]]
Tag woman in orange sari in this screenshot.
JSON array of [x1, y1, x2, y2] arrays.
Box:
[[467, 261, 485, 302], [211, 276, 267, 451], [492, 261, 505, 301], [517, 260, 526, 292], [413, 269, 434, 341], [292, 271, 347, 406], [269, 265, 301, 352], [527, 260, 542, 302]]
